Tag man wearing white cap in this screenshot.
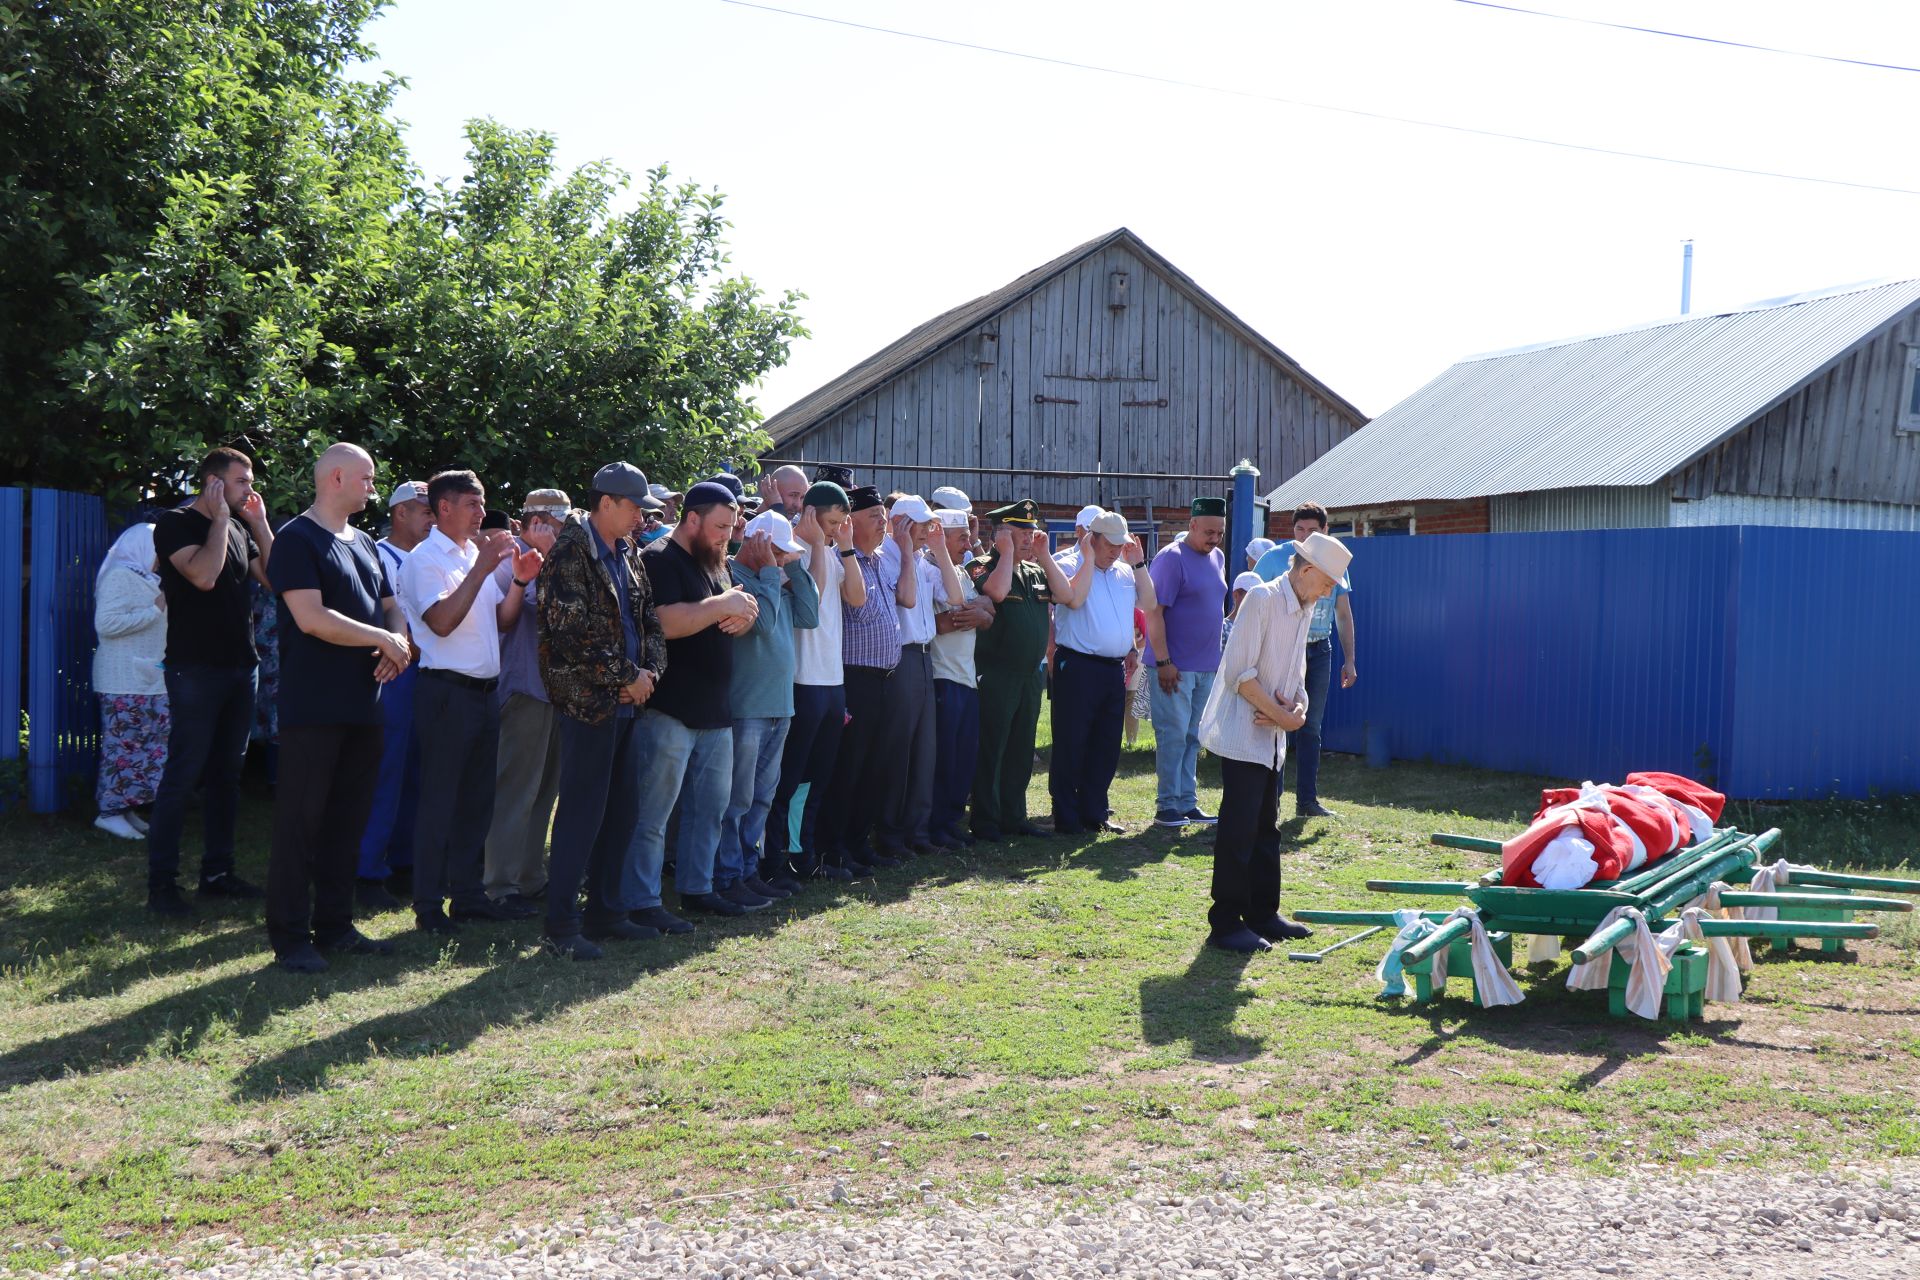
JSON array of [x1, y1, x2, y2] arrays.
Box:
[[1197, 531, 1352, 953], [875, 494, 963, 857], [1054, 504, 1106, 571], [356, 479, 434, 907], [715, 509, 820, 906], [1049, 512, 1157, 835], [481, 487, 570, 915], [929, 506, 994, 847]]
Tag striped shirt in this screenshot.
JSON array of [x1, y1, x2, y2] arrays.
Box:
[[841, 547, 901, 670]]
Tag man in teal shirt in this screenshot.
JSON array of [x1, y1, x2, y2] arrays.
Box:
[[1251, 501, 1356, 818]]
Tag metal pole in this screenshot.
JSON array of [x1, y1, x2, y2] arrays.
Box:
[[1680, 240, 1694, 315], [1229, 459, 1259, 577]]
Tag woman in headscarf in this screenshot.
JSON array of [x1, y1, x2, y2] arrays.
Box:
[[92, 522, 170, 839]]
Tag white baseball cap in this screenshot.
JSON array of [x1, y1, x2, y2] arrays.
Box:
[[888, 494, 935, 524], [1073, 503, 1104, 529], [1244, 536, 1276, 564], [742, 509, 805, 554], [648, 482, 682, 502], [1088, 510, 1129, 546], [931, 486, 972, 512], [935, 509, 970, 530], [1233, 570, 1264, 592], [387, 480, 428, 508]]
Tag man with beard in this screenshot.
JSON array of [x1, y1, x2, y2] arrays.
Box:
[[634, 481, 760, 924], [970, 500, 1074, 842], [263, 443, 412, 971], [146, 446, 277, 916], [1147, 497, 1230, 830]]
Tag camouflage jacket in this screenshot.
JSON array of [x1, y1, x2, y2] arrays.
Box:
[[537, 512, 666, 725]]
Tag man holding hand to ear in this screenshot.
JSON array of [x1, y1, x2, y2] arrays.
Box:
[[1196, 532, 1353, 954]]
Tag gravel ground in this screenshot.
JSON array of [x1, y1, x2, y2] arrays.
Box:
[[18, 1163, 1919, 1280]]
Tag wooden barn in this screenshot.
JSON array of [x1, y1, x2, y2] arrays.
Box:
[[1267, 277, 1920, 535], [759, 228, 1365, 526]]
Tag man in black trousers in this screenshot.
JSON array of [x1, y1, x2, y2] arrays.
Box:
[[264, 443, 414, 972]]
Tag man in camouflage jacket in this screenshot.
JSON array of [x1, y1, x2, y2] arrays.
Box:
[[535, 463, 669, 959]]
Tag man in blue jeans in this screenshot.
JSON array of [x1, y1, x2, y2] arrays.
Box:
[[1146, 497, 1229, 830], [632, 481, 760, 925], [1252, 501, 1356, 818], [716, 509, 820, 905], [356, 478, 433, 908], [146, 446, 277, 916]]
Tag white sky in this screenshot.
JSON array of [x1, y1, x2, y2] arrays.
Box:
[[364, 0, 1920, 424]]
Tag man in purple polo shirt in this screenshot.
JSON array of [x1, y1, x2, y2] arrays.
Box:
[[1146, 497, 1229, 828]]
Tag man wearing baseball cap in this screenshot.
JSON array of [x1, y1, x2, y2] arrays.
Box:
[[715, 508, 821, 905], [355, 479, 435, 907], [537, 462, 667, 958], [482, 487, 572, 916], [1054, 504, 1106, 571], [874, 494, 964, 857]]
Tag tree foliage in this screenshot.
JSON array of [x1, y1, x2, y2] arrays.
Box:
[[0, 0, 804, 508]]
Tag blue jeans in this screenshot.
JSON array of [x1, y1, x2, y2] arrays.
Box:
[[356, 661, 418, 879], [1149, 668, 1215, 815], [931, 679, 979, 839], [1286, 638, 1334, 806], [771, 683, 844, 872], [623, 708, 733, 907], [718, 716, 790, 887], [146, 664, 256, 891]]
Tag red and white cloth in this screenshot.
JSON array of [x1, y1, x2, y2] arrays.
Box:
[[1501, 772, 1725, 891]]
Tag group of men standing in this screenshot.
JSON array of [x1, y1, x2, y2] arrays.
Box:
[[138, 442, 1357, 969]]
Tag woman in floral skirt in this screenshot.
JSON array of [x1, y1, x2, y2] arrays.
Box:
[[92, 522, 170, 839]]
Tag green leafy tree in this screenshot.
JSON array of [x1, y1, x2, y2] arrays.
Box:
[[370, 120, 806, 507], [3, 1, 805, 509]]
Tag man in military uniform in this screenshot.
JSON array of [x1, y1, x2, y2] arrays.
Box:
[[970, 500, 1075, 841]]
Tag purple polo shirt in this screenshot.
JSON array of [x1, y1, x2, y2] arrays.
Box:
[[1147, 540, 1227, 672]]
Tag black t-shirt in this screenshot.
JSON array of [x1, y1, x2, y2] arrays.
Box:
[[642, 536, 732, 729], [267, 514, 393, 728], [153, 506, 259, 669]]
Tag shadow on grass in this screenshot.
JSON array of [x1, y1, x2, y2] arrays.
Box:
[[1139, 945, 1264, 1063]]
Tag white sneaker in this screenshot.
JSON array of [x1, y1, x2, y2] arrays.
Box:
[[126, 811, 150, 833], [94, 813, 143, 840]]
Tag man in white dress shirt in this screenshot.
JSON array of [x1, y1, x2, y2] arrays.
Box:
[[1048, 511, 1157, 836], [398, 469, 544, 935], [1196, 532, 1352, 953], [874, 494, 963, 857]]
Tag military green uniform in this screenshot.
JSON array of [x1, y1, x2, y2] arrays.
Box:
[[970, 503, 1054, 837]]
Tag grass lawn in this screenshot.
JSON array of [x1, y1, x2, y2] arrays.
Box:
[[3, 715, 1919, 1269]]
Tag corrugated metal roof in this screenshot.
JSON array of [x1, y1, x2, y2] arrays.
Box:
[[1267, 277, 1920, 510], [762, 227, 1365, 448]]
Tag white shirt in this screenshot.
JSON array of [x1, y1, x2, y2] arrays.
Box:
[[1197, 574, 1314, 770], [881, 540, 951, 646], [793, 548, 845, 686], [1053, 559, 1137, 659], [931, 564, 980, 687], [398, 527, 506, 679]]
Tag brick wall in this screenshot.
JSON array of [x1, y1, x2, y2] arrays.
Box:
[[1412, 497, 1490, 535]]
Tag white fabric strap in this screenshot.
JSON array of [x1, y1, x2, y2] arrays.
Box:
[[1526, 933, 1563, 964], [1742, 858, 1803, 922], [1569, 906, 1675, 1018], [1703, 881, 1754, 973], [1678, 906, 1743, 1003], [1447, 907, 1524, 1008]]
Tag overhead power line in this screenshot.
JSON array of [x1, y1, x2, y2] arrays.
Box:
[[718, 1, 1920, 197], [1451, 1, 1920, 76]]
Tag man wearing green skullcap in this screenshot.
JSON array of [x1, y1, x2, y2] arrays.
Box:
[[969, 500, 1074, 841]]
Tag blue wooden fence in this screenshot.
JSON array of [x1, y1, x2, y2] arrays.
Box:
[[2, 488, 111, 812], [1320, 526, 1920, 799]]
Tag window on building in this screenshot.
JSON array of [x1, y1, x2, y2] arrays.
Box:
[[1902, 346, 1920, 433]]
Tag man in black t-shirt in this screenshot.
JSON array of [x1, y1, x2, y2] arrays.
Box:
[[263, 443, 414, 973], [145, 446, 277, 916], [625, 482, 759, 929]]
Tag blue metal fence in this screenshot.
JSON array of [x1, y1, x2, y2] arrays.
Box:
[[3, 488, 111, 812], [1320, 526, 1920, 799]]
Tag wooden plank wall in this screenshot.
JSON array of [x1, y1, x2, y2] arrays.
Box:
[[1672, 307, 1920, 504], [783, 244, 1362, 512]]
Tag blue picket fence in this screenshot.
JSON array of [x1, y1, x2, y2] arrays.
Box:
[[1320, 525, 1920, 800], [2, 487, 112, 812]]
